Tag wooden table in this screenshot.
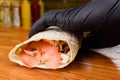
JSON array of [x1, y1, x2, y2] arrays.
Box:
[[0, 27, 120, 80]]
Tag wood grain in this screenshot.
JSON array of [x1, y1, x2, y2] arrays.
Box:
[[0, 27, 120, 80]]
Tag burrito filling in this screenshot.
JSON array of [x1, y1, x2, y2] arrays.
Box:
[[18, 39, 70, 69]]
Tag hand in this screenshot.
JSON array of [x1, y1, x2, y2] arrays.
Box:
[[28, 8, 85, 38], [29, 0, 120, 38]]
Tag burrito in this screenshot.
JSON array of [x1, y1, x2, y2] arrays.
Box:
[[9, 26, 81, 69]]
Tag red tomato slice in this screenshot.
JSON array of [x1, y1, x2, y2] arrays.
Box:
[[19, 50, 41, 68], [19, 40, 61, 69], [38, 41, 61, 69]]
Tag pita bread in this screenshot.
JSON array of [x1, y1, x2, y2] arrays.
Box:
[[9, 26, 81, 69]]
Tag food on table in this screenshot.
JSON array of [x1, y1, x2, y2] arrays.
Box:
[[9, 26, 81, 69]]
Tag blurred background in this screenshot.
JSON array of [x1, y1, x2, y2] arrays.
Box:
[[0, 0, 89, 29]]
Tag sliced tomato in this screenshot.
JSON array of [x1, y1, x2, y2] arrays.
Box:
[[38, 41, 61, 69], [19, 50, 41, 68], [19, 40, 61, 69]]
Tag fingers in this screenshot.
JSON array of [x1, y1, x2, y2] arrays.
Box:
[[29, 17, 48, 38], [29, 10, 64, 38]]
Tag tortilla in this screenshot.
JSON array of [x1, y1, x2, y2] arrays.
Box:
[[9, 26, 81, 69]]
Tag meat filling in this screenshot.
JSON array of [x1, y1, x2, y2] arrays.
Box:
[[19, 39, 70, 69]]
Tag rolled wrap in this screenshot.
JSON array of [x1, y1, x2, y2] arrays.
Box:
[[9, 26, 81, 69]]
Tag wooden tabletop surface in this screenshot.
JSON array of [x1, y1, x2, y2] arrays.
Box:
[[0, 27, 120, 80]]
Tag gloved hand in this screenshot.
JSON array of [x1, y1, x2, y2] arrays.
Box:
[[29, 0, 120, 38]]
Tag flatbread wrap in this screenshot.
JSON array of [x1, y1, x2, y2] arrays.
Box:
[[9, 26, 81, 69]]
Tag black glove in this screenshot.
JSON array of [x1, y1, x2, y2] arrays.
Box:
[[29, 0, 120, 48], [29, 0, 120, 49]]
